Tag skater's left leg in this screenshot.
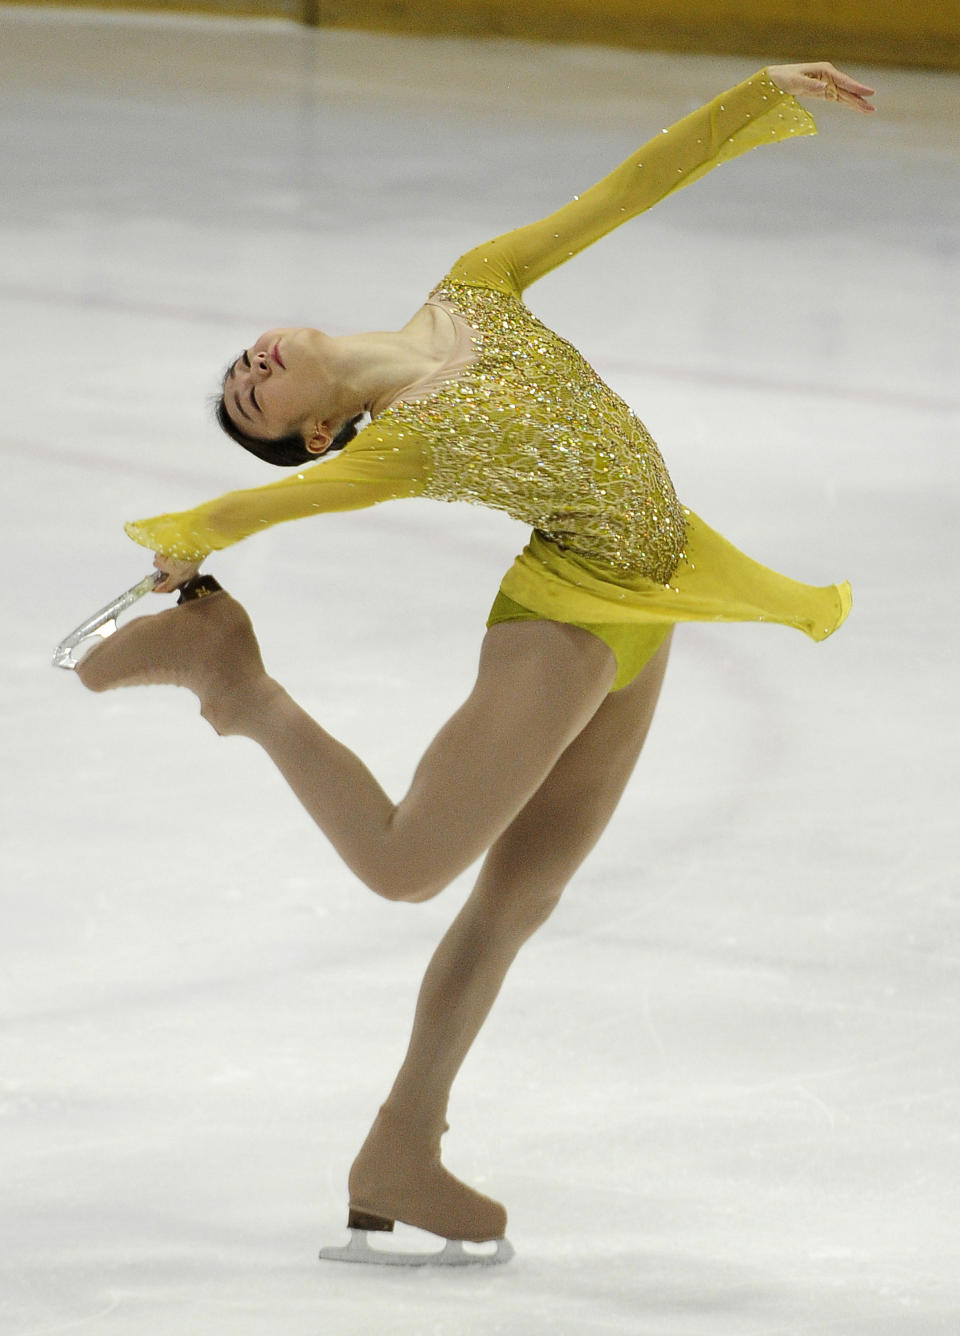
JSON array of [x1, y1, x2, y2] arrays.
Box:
[[349, 632, 673, 1240]]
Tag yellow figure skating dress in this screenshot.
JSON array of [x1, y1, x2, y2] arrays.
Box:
[[124, 68, 851, 689]]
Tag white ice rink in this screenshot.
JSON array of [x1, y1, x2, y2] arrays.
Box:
[[2, 7, 959, 1332]]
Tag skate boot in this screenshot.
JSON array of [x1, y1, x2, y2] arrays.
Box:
[[75, 577, 270, 736], [319, 1104, 513, 1267]]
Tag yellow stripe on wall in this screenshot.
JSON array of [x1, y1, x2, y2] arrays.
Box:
[[2, 0, 301, 16], [316, 0, 959, 70], [5, 0, 958, 69]]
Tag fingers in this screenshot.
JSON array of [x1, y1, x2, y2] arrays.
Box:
[[822, 63, 875, 93], [834, 81, 877, 114], [830, 66, 877, 113], [151, 552, 200, 593], [806, 62, 877, 113], [152, 554, 172, 593]]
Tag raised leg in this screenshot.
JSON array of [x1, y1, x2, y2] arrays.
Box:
[[77, 590, 618, 902], [226, 615, 619, 901], [348, 632, 673, 1240]]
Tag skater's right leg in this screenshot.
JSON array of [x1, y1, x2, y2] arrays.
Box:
[[236, 619, 615, 901], [78, 591, 616, 902]]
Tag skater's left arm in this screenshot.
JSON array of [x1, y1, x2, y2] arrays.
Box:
[[447, 68, 812, 297], [449, 63, 873, 298]]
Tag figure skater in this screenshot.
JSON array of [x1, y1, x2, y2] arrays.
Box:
[[73, 61, 875, 1264]]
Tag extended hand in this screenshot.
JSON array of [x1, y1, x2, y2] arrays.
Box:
[[768, 62, 877, 114], [152, 552, 203, 593]]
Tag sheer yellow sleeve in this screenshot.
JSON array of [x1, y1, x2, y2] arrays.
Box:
[[124, 421, 428, 561], [448, 68, 816, 297]]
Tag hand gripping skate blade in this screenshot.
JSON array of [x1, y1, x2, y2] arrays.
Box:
[[52, 570, 165, 670], [319, 1228, 514, 1268], [52, 572, 223, 670]]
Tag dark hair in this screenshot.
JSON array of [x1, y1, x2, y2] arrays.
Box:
[[214, 396, 363, 467]]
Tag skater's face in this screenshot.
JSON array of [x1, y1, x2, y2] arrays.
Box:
[[222, 326, 334, 449]]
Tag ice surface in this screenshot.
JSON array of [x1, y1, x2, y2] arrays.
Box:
[[2, 8, 958, 1333]]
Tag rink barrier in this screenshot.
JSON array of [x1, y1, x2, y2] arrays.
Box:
[[4, 0, 306, 17], [5, 0, 958, 70], [315, 0, 958, 70]]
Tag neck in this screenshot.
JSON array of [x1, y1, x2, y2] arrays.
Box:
[[328, 317, 449, 420]]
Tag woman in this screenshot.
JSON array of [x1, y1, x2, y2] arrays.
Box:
[[76, 61, 875, 1264]]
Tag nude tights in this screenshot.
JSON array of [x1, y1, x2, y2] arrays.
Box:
[[231, 621, 672, 1209], [81, 597, 672, 1233]]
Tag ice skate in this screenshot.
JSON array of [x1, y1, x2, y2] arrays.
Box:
[[64, 575, 270, 736], [53, 569, 166, 670], [319, 1105, 513, 1267]]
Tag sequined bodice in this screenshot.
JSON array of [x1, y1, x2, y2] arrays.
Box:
[[378, 280, 686, 581], [125, 69, 811, 574]]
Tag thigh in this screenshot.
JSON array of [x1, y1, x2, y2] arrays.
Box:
[[477, 629, 673, 899], [390, 619, 617, 895]]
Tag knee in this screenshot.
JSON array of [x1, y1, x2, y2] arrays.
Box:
[[364, 863, 447, 905], [485, 882, 566, 942]]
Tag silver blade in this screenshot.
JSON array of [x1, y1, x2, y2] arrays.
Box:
[[318, 1229, 514, 1267], [52, 570, 164, 670]]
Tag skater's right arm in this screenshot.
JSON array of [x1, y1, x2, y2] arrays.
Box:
[[151, 554, 202, 593], [124, 422, 427, 568]]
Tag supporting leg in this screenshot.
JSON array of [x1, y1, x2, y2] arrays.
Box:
[[346, 633, 673, 1241]]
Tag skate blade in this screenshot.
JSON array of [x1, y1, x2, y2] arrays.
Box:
[[53, 571, 164, 670], [319, 1228, 514, 1268]]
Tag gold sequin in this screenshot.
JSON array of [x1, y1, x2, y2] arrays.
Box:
[[379, 281, 686, 583]]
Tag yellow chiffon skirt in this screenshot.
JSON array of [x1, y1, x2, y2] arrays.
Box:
[[488, 507, 852, 692]]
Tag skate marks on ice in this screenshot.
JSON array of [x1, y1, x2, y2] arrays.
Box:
[[319, 1222, 514, 1268]]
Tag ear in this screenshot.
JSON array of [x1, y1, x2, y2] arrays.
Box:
[[305, 421, 334, 455]]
